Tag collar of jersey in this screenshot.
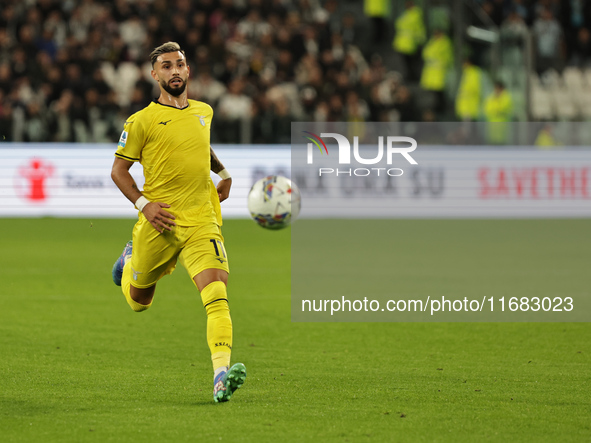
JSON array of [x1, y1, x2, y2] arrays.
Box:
[[153, 99, 190, 110]]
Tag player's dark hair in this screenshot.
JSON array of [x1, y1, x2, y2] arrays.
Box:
[[150, 42, 186, 66]]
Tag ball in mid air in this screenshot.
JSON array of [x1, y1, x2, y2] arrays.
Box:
[[247, 175, 301, 229]]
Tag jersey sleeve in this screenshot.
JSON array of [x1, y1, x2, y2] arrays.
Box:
[[114, 113, 146, 162]]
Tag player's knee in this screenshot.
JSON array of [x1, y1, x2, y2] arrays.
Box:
[[126, 285, 155, 312], [204, 283, 228, 320], [201, 281, 229, 316], [123, 288, 152, 312], [126, 296, 152, 312], [205, 298, 229, 317]]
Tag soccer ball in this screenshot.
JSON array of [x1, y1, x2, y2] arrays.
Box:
[[247, 175, 301, 229]]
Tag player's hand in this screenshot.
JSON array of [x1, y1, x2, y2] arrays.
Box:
[[217, 178, 232, 203], [142, 202, 176, 233]]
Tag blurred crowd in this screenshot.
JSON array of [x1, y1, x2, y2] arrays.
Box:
[[1, 0, 416, 143], [2, 0, 591, 144], [479, 0, 591, 72]]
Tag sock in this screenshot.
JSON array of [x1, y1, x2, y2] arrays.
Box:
[[201, 281, 232, 371], [121, 261, 151, 312]]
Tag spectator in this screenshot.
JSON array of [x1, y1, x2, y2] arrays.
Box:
[[512, 0, 531, 24], [327, 94, 344, 121], [3, 0, 429, 143], [189, 69, 226, 107], [275, 49, 295, 82], [483, 81, 513, 144], [47, 89, 75, 142], [0, 63, 11, 95], [484, 81, 513, 122], [36, 29, 58, 61], [13, 47, 34, 80], [420, 29, 453, 115], [216, 77, 253, 143], [395, 85, 418, 122], [128, 86, 147, 115], [218, 77, 252, 121], [341, 12, 364, 51], [455, 59, 483, 122], [533, 8, 564, 77], [535, 123, 561, 148], [481, 0, 504, 27], [364, 0, 390, 45], [267, 97, 293, 144], [392, 0, 425, 82], [236, 9, 271, 43], [345, 90, 370, 122], [302, 26, 320, 58], [569, 27, 591, 67], [561, 0, 591, 63], [500, 10, 528, 87], [0, 89, 13, 141], [299, 86, 318, 120], [44, 10, 67, 48], [18, 24, 39, 59]]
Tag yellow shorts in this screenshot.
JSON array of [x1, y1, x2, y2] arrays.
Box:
[[129, 215, 229, 289]]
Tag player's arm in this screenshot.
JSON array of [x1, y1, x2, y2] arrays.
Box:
[[210, 146, 232, 202], [111, 157, 176, 233]]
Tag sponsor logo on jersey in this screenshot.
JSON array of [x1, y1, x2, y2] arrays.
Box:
[[158, 120, 172, 125]]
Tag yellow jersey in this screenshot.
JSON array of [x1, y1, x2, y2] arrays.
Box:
[[115, 99, 222, 227]]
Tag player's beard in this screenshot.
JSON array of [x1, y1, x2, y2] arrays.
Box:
[[161, 77, 187, 97]]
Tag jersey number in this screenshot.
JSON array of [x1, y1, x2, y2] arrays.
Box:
[[210, 239, 227, 258]]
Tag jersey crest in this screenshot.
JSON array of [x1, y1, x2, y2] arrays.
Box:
[[194, 115, 206, 126]]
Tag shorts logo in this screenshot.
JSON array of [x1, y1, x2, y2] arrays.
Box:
[[118, 130, 128, 148], [132, 267, 142, 281]]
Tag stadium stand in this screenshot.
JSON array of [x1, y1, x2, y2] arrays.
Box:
[[1, 0, 591, 144]]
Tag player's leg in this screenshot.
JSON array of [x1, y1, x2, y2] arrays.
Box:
[[180, 224, 246, 402], [112, 240, 152, 311], [196, 269, 246, 403], [113, 217, 180, 312], [121, 261, 157, 310], [195, 268, 232, 371], [112, 241, 132, 286]]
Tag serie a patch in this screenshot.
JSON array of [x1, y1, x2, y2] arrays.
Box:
[[118, 130, 128, 148]]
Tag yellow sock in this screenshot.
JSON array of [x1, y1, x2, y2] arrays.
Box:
[[121, 261, 151, 312], [201, 281, 232, 370]]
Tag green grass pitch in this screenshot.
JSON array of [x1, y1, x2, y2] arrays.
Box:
[[0, 218, 589, 442]]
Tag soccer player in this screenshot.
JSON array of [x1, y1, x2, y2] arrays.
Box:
[[110, 42, 246, 403]]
